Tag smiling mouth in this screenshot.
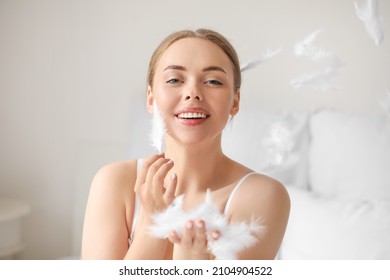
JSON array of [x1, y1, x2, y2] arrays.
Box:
[[176, 112, 209, 119]]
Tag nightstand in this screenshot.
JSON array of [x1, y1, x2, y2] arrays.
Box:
[[0, 197, 31, 259]]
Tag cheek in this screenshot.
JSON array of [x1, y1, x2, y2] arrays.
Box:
[[153, 93, 176, 119], [213, 94, 235, 114], [154, 82, 181, 99]]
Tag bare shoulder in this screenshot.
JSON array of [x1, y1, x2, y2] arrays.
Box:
[[226, 173, 290, 259], [93, 160, 137, 183], [228, 173, 290, 219], [227, 160, 290, 215], [90, 160, 137, 197], [85, 159, 138, 219], [82, 159, 138, 259], [86, 159, 139, 217], [249, 173, 290, 207]]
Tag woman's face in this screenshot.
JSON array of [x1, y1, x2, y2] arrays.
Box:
[[147, 37, 240, 146]]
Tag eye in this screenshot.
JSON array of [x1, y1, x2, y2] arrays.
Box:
[[166, 78, 182, 84], [205, 79, 223, 86]]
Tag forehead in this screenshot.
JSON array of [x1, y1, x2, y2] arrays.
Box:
[[156, 38, 233, 71]]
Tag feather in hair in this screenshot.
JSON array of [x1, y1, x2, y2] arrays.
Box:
[[149, 189, 265, 260], [355, 0, 384, 46], [149, 101, 166, 153], [240, 48, 282, 72]]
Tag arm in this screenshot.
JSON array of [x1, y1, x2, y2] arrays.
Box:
[[81, 154, 177, 260], [227, 175, 290, 260], [81, 161, 136, 259]]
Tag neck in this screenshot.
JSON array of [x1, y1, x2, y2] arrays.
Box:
[[164, 137, 229, 195]]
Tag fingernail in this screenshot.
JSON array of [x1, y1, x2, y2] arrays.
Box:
[[186, 221, 193, 229], [167, 159, 174, 164], [171, 173, 177, 180], [158, 152, 165, 156], [196, 220, 204, 228], [212, 231, 220, 239]]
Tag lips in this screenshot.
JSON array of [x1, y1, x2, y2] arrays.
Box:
[[174, 107, 210, 125], [175, 107, 210, 118], [177, 112, 208, 119]]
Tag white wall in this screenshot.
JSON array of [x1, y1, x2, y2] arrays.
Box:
[[0, 0, 389, 259]]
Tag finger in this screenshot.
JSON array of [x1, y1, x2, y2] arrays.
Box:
[[144, 157, 169, 191], [135, 153, 165, 192], [193, 220, 207, 249], [163, 172, 177, 204], [209, 230, 221, 241], [181, 220, 194, 247], [168, 230, 181, 244], [152, 159, 174, 195]]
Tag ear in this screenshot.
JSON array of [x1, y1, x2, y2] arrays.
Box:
[[230, 91, 240, 116], [146, 85, 154, 113]]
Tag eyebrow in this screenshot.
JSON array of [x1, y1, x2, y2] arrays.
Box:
[[203, 66, 227, 74], [163, 65, 227, 74], [164, 65, 186, 71]]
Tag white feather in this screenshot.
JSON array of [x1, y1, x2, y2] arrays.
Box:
[[355, 0, 384, 46], [149, 189, 265, 260], [292, 31, 344, 93], [262, 120, 295, 168], [240, 47, 282, 72], [290, 64, 342, 92], [294, 29, 332, 62], [149, 101, 165, 153]]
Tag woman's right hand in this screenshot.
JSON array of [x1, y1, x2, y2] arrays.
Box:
[[134, 153, 177, 216]]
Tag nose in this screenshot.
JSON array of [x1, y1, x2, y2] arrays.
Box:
[[185, 95, 201, 101], [184, 83, 202, 101]]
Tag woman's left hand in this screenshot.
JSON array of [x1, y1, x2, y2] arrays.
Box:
[[168, 219, 220, 260]]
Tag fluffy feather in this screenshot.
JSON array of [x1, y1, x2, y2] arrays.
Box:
[[262, 120, 294, 168], [240, 48, 282, 72], [292, 30, 343, 92], [294, 28, 332, 62], [355, 0, 384, 46], [149, 101, 166, 153], [290, 64, 342, 92], [149, 189, 265, 260]]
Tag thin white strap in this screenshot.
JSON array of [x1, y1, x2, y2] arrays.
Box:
[[130, 198, 140, 239], [224, 172, 256, 215], [130, 159, 142, 243]]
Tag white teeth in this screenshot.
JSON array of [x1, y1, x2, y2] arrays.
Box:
[[177, 112, 207, 119]]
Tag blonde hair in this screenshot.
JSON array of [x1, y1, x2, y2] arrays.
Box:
[[147, 28, 241, 92]]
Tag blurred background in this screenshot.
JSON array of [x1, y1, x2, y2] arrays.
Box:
[[0, 0, 389, 259]]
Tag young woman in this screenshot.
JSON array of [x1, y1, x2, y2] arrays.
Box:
[[81, 28, 290, 260]]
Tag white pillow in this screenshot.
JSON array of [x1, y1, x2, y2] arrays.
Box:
[[223, 109, 309, 188], [280, 186, 390, 259], [309, 109, 390, 200]]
